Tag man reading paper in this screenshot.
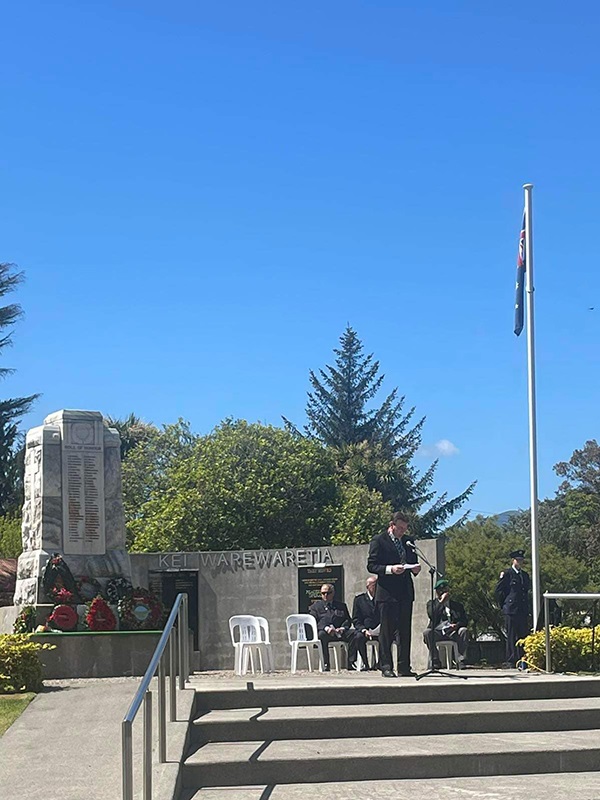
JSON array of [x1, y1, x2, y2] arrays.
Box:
[[367, 512, 421, 677]]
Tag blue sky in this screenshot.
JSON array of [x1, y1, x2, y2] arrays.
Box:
[[1, 1, 599, 519]]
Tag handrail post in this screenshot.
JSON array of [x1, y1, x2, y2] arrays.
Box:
[[178, 602, 185, 690], [143, 690, 152, 800], [122, 719, 133, 800], [158, 655, 167, 763], [183, 594, 190, 681], [169, 630, 177, 722], [544, 594, 551, 673]]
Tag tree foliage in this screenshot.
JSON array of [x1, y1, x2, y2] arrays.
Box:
[[105, 413, 158, 461], [445, 515, 591, 639], [130, 420, 339, 553], [287, 326, 474, 539], [0, 263, 38, 524]]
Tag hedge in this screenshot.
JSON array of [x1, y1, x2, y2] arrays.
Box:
[[0, 634, 55, 693]]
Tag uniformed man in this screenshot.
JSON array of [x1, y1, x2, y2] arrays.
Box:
[[495, 549, 531, 668], [423, 579, 469, 669], [309, 583, 357, 671]]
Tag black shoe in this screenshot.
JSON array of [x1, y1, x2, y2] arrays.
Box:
[[323, 665, 330, 672], [399, 669, 417, 677], [382, 669, 397, 678], [432, 660, 442, 670]]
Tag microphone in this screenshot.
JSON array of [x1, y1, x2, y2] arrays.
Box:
[[405, 540, 417, 551]]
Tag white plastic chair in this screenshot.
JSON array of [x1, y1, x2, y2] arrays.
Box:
[[255, 615, 274, 673], [356, 638, 379, 670], [229, 615, 271, 676], [286, 614, 324, 673], [437, 640, 460, 670]]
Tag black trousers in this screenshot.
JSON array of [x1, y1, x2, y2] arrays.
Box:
[[379, 599, 413, 673], [505, 613, 529, 665], [318, 629, 357, 669]]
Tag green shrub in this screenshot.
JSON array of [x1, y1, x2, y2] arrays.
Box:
[[0, 634, 55, 693], [521, 626, 600, 672]]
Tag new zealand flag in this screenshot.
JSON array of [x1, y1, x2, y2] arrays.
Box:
[[514, 213, 526, 336]]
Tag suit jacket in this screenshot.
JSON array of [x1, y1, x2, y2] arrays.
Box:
[[367, 531, 419, 603], [309, 599, 352, 633], [495, 567, 531, 616], [426, 598, 468, 631], [352, 592, 380, 632]]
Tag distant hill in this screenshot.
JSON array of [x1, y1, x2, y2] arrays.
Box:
[[494, 510, 520, 527]]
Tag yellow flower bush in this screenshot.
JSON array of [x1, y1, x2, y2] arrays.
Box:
[[520, 626, 600, 672]]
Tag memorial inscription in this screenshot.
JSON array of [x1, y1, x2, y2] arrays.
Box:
[[62, 420, 106, 555]]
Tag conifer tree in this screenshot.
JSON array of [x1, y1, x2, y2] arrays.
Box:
[[0, 264, 39, 516], [290, 326, 475, 538]]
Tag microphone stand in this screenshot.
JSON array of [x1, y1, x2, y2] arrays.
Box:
[[409, 541, 467, 682]]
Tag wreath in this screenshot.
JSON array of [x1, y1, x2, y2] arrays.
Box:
[[85, 597, 117, 632], [42, 554, 79, 602], [76, 575, 104, 602], [118, 588, 163, 631], [48, 604, 78, 632], [52, 588, 76, 605], [13, 605, 36, 634], [105, 577, 133, 604]]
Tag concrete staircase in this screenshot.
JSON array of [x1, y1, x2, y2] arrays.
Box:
[[178, 673, 600, 799]]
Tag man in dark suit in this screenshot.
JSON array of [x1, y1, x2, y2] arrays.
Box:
[[495, 548, 531, 668], [423, 578, 469, 668], [309, 583, 357, 671], [351, 576, 380, 670], [367, 511, 421, 677]]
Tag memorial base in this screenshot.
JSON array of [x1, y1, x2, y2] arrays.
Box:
[[13, 548, 132, 606]]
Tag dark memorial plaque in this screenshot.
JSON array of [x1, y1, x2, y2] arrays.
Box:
[[297, 564, 344, 613], [150, 570, 199, 648]]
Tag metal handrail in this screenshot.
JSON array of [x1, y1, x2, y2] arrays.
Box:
[[121, 592, 191, 800], [543, 592, 600, 673]]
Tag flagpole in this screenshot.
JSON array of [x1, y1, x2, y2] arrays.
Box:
[[524, 182, 541, 628]]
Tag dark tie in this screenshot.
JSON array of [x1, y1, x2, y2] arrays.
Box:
[[392, 536, 406, 563]]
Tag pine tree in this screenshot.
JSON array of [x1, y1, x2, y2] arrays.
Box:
[[0, 264, 39, 516], [292, 326, 475, 538]]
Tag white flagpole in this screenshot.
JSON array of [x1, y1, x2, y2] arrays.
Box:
[[524, 182, 541, 628]]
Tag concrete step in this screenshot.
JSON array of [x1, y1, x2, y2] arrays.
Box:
[[192, 696, 600, 742], [181, 771, 600, 800], [192, 674, 600, 712], [182, 728, 600, 787]]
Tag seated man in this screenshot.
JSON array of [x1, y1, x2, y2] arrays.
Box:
[[310, 583, 357, 671], [423, 578, 469, 669], [351, 576, 380, 670]]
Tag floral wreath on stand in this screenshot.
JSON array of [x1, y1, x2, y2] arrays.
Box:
[[85, 597, 117, 631], [105, 577, 133, 604], [76, 576, 104, 603], [47, 604, 78, 632], [118, 588, 163, 630]]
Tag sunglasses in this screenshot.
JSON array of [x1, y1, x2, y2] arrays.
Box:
[[321, 590, 333, 595]]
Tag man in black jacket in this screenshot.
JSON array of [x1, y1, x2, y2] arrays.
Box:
[[367, 511, 421, 677], [423, 579, 469, 668], [495, 548, 531, 668], [351, 576, 380, 670], [309, 583, 357, 671]]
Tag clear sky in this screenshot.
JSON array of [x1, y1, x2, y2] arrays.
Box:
[[1, 1, 599, 519]]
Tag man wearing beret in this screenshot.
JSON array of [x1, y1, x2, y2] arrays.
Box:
[[495, 549, 532, 668], [423, 579, 469, 669]]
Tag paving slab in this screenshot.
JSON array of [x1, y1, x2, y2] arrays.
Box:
[[0, 677, 195, 800], [183, 772, 600, 800]]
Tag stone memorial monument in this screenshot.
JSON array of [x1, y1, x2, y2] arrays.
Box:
[[13, 409, 132, 605]]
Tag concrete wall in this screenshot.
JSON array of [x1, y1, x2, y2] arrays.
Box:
[[132, 539, 443, 671], [34, 632, 161, 679]]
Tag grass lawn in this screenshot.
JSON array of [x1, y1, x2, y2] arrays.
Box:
[[0, 693, 35, 736]]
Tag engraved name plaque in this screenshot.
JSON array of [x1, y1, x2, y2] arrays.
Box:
[[62, 417, 106, 555]]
